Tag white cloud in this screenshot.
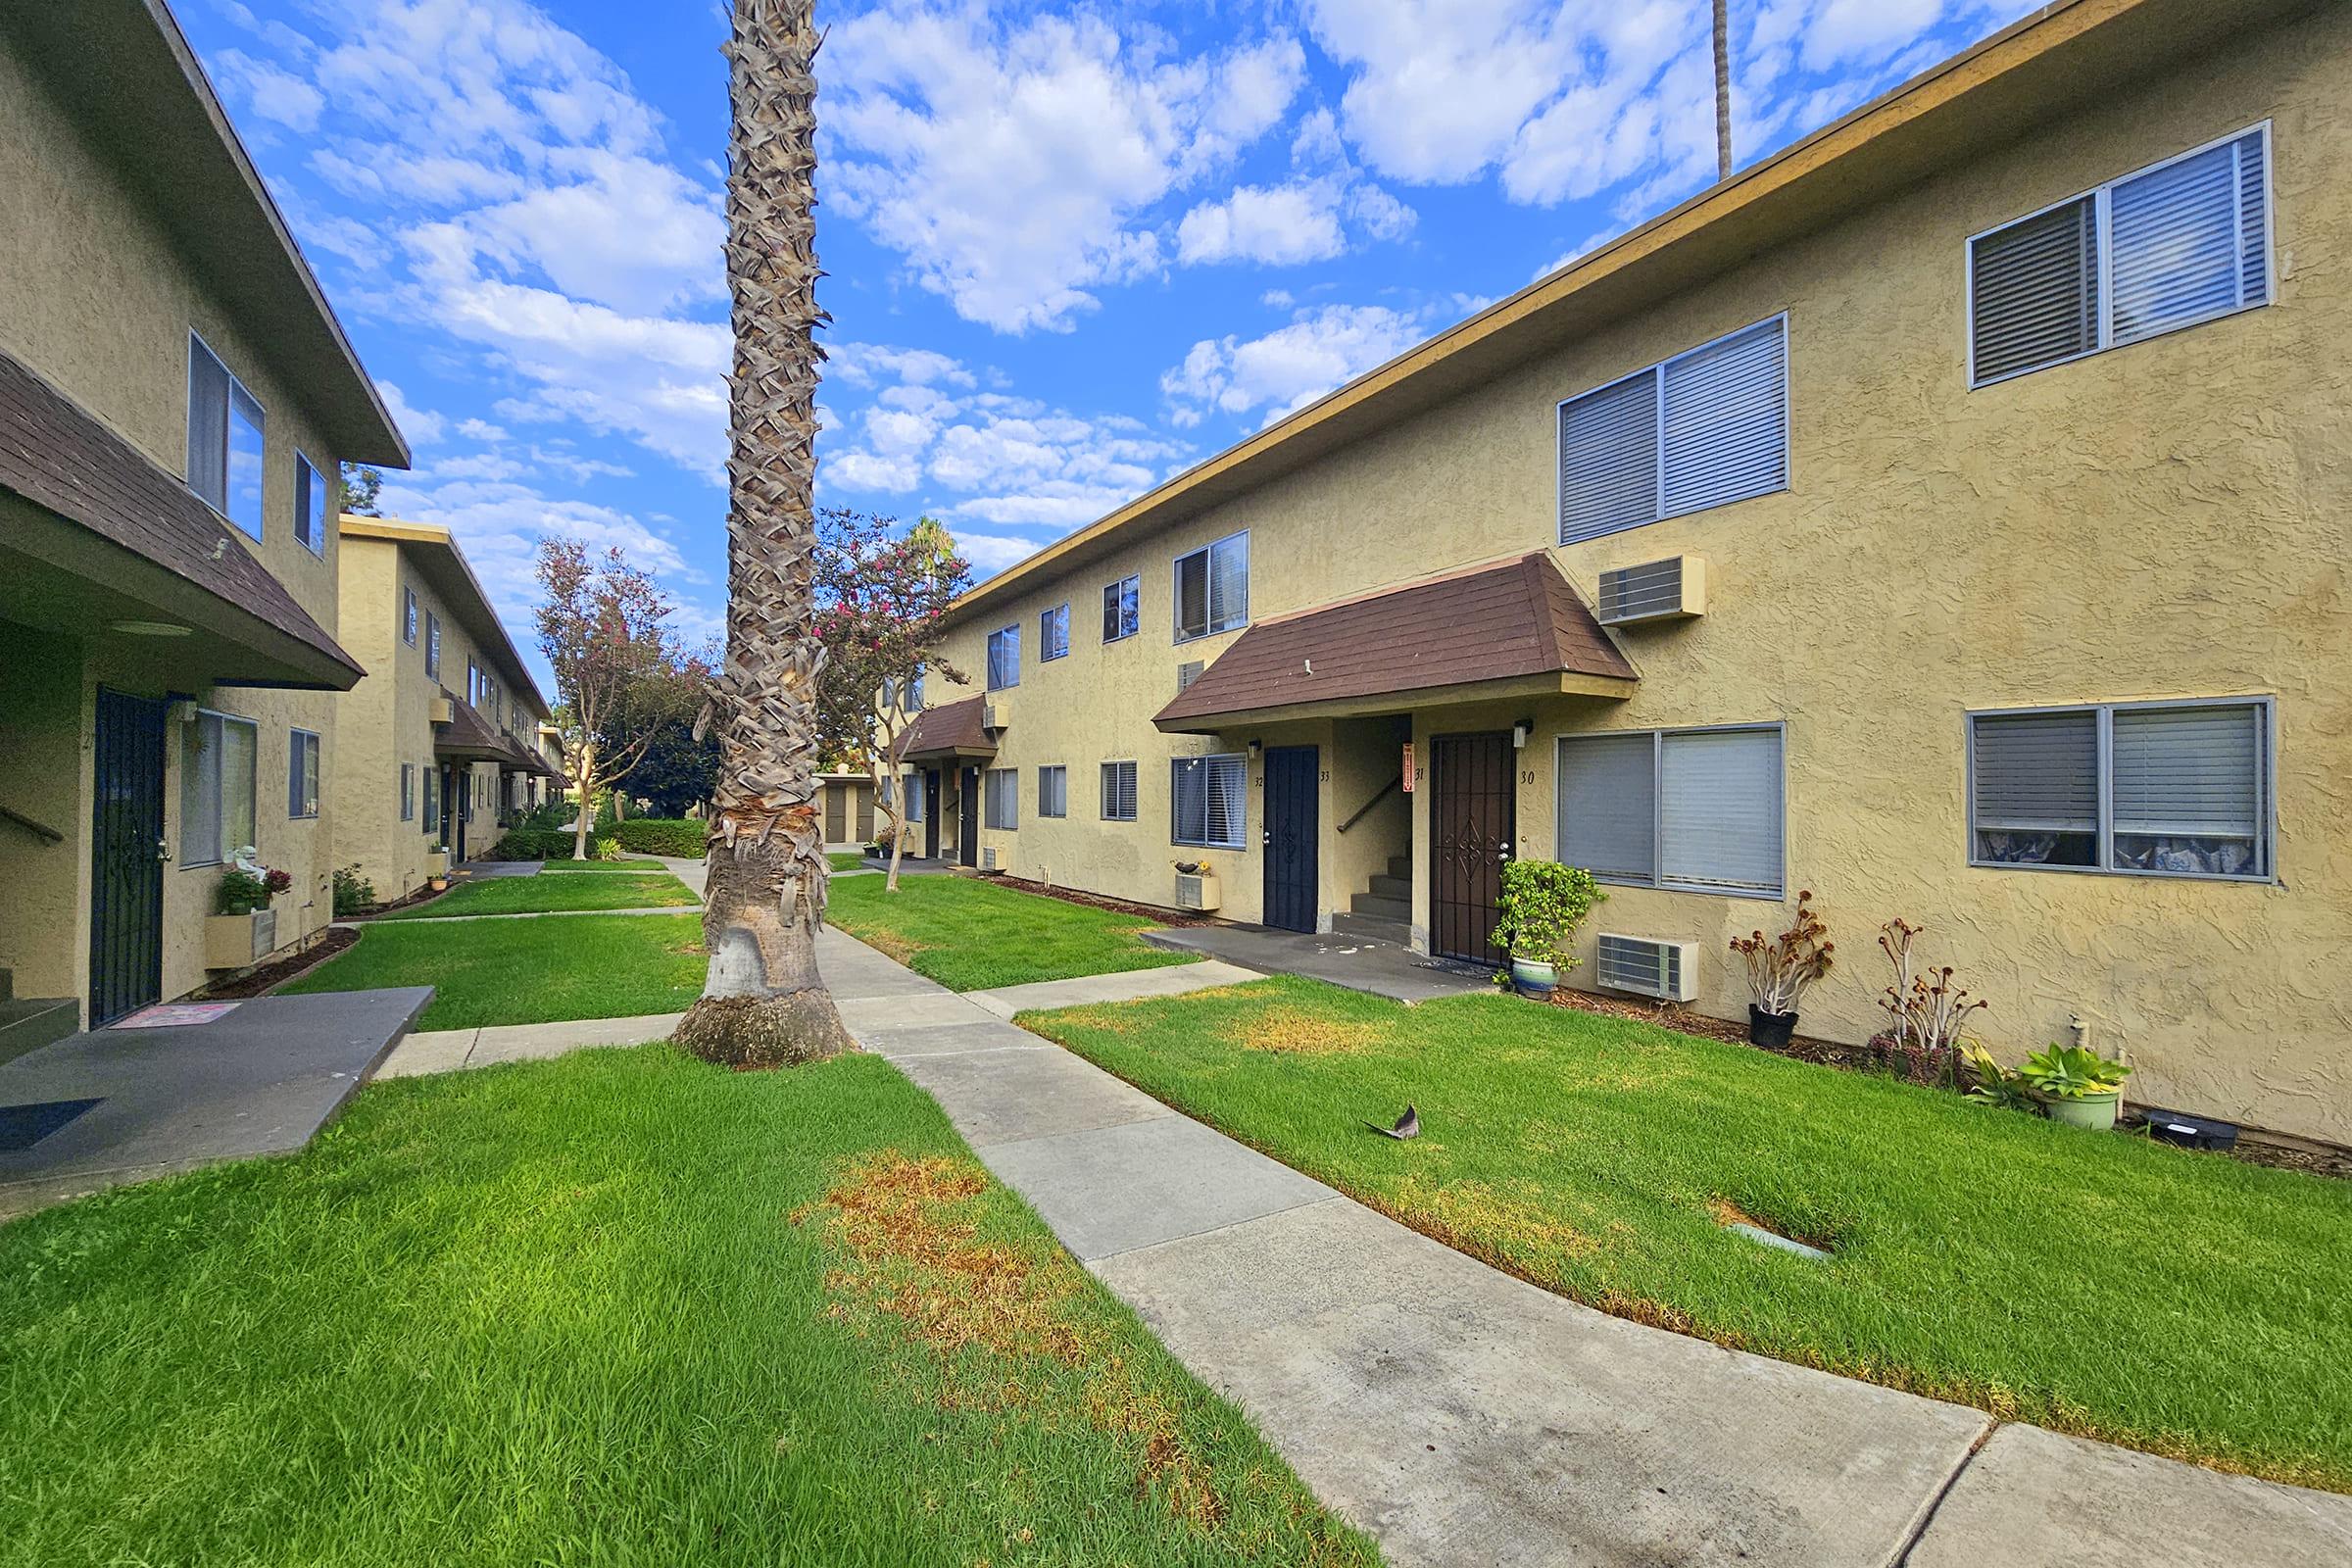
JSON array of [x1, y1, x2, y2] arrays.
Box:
[[377, 380, 445, 445], [1160, 304, 1430, 428], [457, 417, 510, 442], [213, 49, 324, 132], [822, 8, 1305, 331], [1176, 183, 1347, 267]]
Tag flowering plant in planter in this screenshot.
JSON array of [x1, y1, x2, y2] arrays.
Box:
[[214, 865, 292, 915], [1730, 891, 1833, 1046]]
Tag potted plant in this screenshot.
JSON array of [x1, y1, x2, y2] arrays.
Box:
[[1871, 919, 1988, 1089], [204, 863, 292, 969], [426, 843, 451, 890], [1490, 861, 1604, 996], [2015, 1043, 2132, 1130], [1730, 890, 1834, 1048]]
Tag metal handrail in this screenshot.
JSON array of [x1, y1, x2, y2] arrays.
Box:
[[1337, 775, 1403, 834], [1, 805, 64, 845]]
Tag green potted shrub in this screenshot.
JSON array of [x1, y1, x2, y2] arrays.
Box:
[[1490, 861, 1604, 997], [2015, 1043, 2132, 1130]]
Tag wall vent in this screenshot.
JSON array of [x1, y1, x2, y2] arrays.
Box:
[[1596, 556, 1705, 626], [1176, 660, 1204, 692], [1595, 934, 1698, 1002]]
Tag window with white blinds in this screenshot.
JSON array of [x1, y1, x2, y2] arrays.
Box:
[[986, 624, 1020, 690], [1101, 760, 1139, 820], [1174, 532, 1249, 642], [1172, 755, 1246, 848], [985, 768, 1017, 830], [1038, 765, 1067, 817], [1970, 123, 2271, 387], [1969, 699, 2270, 879], [1558, 317, 1788, 545], [1554, 725, 1784, 898]]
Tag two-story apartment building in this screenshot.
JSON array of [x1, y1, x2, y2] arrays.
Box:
[[332, 514, 561, 900], [0, 1, 407, 1039], [910, 0, 2352, 1146]]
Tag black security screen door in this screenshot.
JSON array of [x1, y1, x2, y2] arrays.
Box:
[[957, 767, 979, 866], [90, 688, 167, 1025], [1261, 746, 1319, 933], [924, 769, 942, 858], [1430, 731, 1515, 965]]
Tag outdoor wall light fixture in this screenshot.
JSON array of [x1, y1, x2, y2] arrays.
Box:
[[1247, 739, 1262, 758], [1511, 719, 1533, 749]]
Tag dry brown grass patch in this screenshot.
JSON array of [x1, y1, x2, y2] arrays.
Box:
[[1239, 1006, 1381, 1056]]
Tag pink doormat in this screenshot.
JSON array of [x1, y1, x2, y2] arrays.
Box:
[[111, 1002, 242, 1029]]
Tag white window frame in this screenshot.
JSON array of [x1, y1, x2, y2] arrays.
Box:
[[1555, 314, 1790, 545], [1037, 764, 1067, 818], [984, 767, 1018, 830], [1173, 530, 1250, 645], [179, 708, 259, 868], [1965, 696, 2275, 883], [293, 451, 328, 556], [186, 330, 268, 540], [986, 624, 1020, 690], [1040, 603, 1070, 662], [1966, 121, 2274, 389], [1554, 722, 1786, 901], [1171, 753, 1248, 849]]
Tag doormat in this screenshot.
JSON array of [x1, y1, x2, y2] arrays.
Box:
[[0, 1097, 103, 1152], [111, 1002, 241, 1029]]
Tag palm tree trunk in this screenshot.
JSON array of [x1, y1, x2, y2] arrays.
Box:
[[673, 0, 850, 1068], [1712, 0, 1733, 181]]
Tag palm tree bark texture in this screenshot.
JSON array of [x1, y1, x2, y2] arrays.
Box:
[[674, 0, 852, 1067]]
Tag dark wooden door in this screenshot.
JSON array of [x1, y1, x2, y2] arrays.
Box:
[[1261, 746, 1319, 933], [957, 767, 979, 866], [924, 769, 942, 858], [1429, 732, 1515, 965], [90, 688, 167, 1025]]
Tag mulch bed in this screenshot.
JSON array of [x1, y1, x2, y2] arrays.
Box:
[[194, 925, 361, 1000], [961, 873, 1218, 928]]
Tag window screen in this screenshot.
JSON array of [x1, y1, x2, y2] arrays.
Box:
[[1102, 760, 1138, 820], [1558, 318, 1787, 544], [401, 762, 416, 822], [1038, 765, 1067, 817], [985, 768, 1017, 830], [986, 625, 1020, 689], [1040, 603, 1070, 662], [423, 767, 441, 837], [1970, 197, 2099, 384], [1554, 725, 1782, 898], [1174, 533, 1249, 642], [1172, 755, 1246, 848], [1102, 575, 1141, 642], [1555, 732, 1654, 881], [404, 587, 418, 646], [187, 336, 230, 513]]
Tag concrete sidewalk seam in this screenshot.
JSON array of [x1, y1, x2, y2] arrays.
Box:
[[1081, 1194, 1350, 1265], [1892, 1427, 1997, 1568]]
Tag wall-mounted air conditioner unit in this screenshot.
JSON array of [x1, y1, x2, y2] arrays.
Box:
[[981, 695, 1010, 730], [980, 846, 1000, 872], [1595, 933, 1698, 1002], [1174, 870, 1220, 911], [1596, 556, 1706, 627]]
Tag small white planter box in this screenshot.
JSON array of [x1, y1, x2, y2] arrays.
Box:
[[204, 907, 277, 970], [425, 849, 451, 875]]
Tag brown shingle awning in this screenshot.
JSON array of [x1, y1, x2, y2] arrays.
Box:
[[898, 695, 996, 763], [432, 692, 514, 762], [1154, 552, 1636, 732]]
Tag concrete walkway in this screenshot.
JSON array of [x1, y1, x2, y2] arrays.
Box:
[[1146, 921, 1490, 1004], [354, 905, 696, 925], [374, 1011, 687, 1078], [816, 926, 2352, 1568]]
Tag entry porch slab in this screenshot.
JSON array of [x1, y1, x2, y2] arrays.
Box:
[[0, 987, 430, 1218]]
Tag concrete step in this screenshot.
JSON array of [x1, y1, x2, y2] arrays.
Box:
[[1330, 911, 1410, 947], [1387, 855, 1410, 882], [1366, 872, 1410, 900], [1348, 894, 1410, 924], [0, 996, 79, 1067]]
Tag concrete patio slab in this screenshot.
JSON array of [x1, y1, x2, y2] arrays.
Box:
[[1096, 1197, 1988, 1568], [895, 1044, 1175, 1149], [979, 1114, 1338, 1261], [1907, 1423, 2352, 1567], [453, 859, 540, 878], [1145, 924, 1489, 1004], [0, 988, 433, 1218], [968, 958, 1257, 1018], [834, 991, 970, 1036]]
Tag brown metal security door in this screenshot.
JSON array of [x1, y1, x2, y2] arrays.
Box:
[[1429, 732, 1515, 965], [90, 688, 167, 1024]]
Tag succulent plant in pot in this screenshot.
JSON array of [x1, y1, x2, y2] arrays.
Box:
[[1730, 890, 1833, 1047], [1490, 861, 1604, 996], [2015, 1043, 2133, 1130]]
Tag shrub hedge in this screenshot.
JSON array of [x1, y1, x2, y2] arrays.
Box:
[[612, 818, 707, 858], [486, 827, 619, 860]]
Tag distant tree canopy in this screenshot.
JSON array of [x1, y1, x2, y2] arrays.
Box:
[[811, 509, 970, 770], [340, 464, 383, 516]]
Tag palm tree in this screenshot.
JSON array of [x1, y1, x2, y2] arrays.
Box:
[[673, 0, 852, 1067], [1712, 0, 1734, 181]]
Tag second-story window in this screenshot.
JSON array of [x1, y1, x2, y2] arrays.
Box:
[[293, 454, 328, 555], [403, 587, 418, 646], [186, 333, 266, 540], [1102, 574, 1140, 642], [425, 612, 441, 678], [1558, 316, 1788, 546], [986, 624, 1020, 690], [1174, 532, 1248, 643], [1041, 603, 1070, 662]]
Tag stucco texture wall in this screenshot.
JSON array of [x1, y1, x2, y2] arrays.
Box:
[[923, 9, 2352, 1145]]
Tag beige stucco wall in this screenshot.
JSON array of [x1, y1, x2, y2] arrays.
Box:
[[925, 7, 2352, 1144], [0, 34, 366, 1014]]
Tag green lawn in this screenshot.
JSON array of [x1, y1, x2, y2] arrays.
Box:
[[283, 913, 707, 1031], [375, 870, 693, 919], [0, 1049, 1375, 1567], [539, 856, 666, 870], [1024, 976, 2352, 1492], [827, 874, 1196, 992], [828, 850, 872, 871]]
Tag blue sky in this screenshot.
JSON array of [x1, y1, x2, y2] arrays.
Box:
[[183, 0, 2041, 685]]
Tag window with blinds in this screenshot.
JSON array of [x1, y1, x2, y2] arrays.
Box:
[[1038, 765, 1067, 818], [1175, 532, 1249, 642], [401, 762, 416, 823], [986, 624, 1020, 690], [1970, 700, 2271, 879], [1102, 575, 1140, 642], [904, 773, 925, 823], [288, 729, 321, 819], [1102, 760, 1138, 820], [1558, 317, 1788, 545], [1172, 755, 1246, 848], [1554, 725, 1784, 898], [1040, 603, 1070, 662], [985, 768, 1017, 830], [1970, 123, 2270, 387]]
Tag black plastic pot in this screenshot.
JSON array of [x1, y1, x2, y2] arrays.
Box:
[[1747, 1005, 1798, 1049]]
